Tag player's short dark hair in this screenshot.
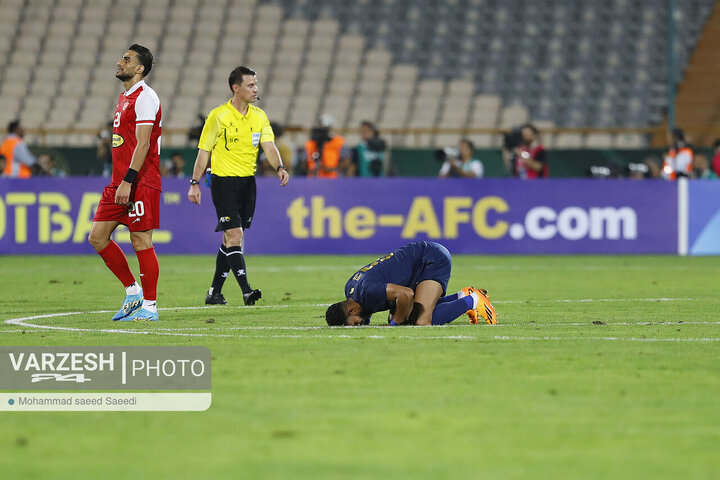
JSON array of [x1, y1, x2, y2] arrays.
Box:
[[713, 138, 720, 150], [228, 66, 257, 92], [325, 302, 348, 326], [7, 119, 20, 134], [129, 44, 153, 77]]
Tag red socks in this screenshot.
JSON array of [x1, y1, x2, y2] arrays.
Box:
[[97, 241, 135, 287], [98, 242, 158, 302], [136, 247, 159, 301]]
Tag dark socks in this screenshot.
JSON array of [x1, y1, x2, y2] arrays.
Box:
[[431, 296, 474, 325], [225, 246, 252, 294], [436, 293, 459, 304], [210, 245, 230, 293]]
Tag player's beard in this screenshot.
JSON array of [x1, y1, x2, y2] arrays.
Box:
[[116, 70, 134, 81]]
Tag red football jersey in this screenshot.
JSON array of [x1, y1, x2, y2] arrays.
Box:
[[111, 80, 162, 190]]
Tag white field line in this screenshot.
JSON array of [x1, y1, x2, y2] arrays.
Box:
[[494, 336, 720, 343], [243, 264, 714, 273], [146, 296, 698, 307], [145, 320, 720, 332], [1, 297, 716, 342], [495, 297, 695, 304]]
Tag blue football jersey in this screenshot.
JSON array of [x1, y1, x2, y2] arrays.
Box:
[[344, 241, 449, 314]]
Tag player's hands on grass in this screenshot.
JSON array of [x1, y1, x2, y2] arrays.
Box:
[[188, 184, 201, 205], [115, 181, 131, 206], [385, 284, 414, 324]]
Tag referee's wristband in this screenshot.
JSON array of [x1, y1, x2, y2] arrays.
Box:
[[189, 179, 200, 185], [123, 168, 138, 184], [276, 165, 286, 173]]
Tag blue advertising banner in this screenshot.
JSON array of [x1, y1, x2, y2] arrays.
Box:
[[0, 177, 678, 255], [688, 181, 720, 255]]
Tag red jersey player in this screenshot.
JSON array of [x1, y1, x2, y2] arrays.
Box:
[[88, 44, 162, 322]]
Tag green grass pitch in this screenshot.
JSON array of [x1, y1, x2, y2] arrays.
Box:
[[1, 253, 719, 479]]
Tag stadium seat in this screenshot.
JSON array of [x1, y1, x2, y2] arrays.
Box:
[[380, 96, 411, 129], [263, 95, 292, 124], [0, 0, 715, 149], [0, 82, 28, 98], [321, 96, 351, 126], [499, 104, 530, 129], [554, 133, 584, 149], [615, 133, 648, 148], [0, 97, 22, 120], [585, 133, 615, 149], [348, 98, 382, 125], [439, 98, 471, 129], [469, 95, 501, 128]]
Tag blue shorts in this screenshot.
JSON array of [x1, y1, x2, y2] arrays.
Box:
[[413, 242, 452, 295]]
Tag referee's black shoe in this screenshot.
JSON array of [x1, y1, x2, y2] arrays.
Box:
[[243, 289, 262, 306], [205, 291, 227, 305]]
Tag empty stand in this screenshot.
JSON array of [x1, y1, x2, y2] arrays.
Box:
[[0, 0, 715, 148]]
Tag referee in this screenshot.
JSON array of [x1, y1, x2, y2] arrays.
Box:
[[188, 66, 289, 306]]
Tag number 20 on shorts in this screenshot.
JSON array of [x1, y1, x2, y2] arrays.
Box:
[[128, 201, 145, 217]]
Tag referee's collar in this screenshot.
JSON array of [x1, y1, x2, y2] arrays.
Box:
[[227, 100, 255, 118], [124, 80, 146, 96]]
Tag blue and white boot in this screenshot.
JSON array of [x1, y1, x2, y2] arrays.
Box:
[[112, 290, 143, 321], [122, 307, 159, 322]]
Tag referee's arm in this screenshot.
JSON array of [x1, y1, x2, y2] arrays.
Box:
[[187, 148, 210, 205], [261, 141, 289, 186]]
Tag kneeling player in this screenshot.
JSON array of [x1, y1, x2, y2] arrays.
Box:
[[325, 241, 498, 326]]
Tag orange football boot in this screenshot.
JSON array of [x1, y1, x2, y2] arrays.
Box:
[[461, 287, 480, 324], [462, 287, 498, 325]]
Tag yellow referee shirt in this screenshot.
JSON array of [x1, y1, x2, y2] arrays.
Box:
[[198, 101, 275, 177]]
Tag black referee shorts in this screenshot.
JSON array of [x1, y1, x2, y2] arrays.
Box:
[[210, 174, 257, 232]]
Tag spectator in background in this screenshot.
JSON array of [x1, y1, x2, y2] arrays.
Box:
[[258, 122, 293, 177], [1, 120, 37, 178], [712, 138, 720, 178], [643, 156, 662, 179], [162, 151, 186, 177], [354, 121, 387, 177], [439, 138, 483, 178], [35, 153, 66, 177], [693, 154, 716, 180], [305, 114, 353, 178], [187, 114, 205, 145], [627, 162, 649, 180], [504, 124, 547, 179], [0, 153, 6, 176], [97, 121, 113, 177], [662, 127, 693, 180]]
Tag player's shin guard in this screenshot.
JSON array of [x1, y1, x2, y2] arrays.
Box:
[[225, 246, 252, 294], [136, 247, 159, 302], [210, 244, 231, 293], [431, 296, 474, 325], [98, 240, 136, 287]]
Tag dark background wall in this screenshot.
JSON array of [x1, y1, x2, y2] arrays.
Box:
[[32, 146, 713, 178]]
